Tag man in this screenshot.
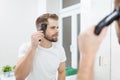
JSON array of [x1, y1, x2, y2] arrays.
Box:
[[14, 13, 66, 80]]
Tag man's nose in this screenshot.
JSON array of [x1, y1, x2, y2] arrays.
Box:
[[56, 28, 59, 32]]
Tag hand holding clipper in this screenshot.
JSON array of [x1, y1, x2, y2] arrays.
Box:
[[94, 7, 120, 35]]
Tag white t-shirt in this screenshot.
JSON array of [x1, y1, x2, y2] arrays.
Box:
[[18, 42, 66, 80]]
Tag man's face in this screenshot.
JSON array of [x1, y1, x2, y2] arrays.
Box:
[[115, 0, 120, 44], [44, 18, 59, 42]]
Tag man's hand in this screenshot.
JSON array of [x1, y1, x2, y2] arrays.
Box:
[[77, 26, 108, 80], [31, 31, 44, 49], [58, 62, 66, 80], [78, 26, 108, 56]]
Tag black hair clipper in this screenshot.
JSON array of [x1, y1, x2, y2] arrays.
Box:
[[39, 23, 47, 41], [41, 23, 47, 33], [94, 7, 120, 35]]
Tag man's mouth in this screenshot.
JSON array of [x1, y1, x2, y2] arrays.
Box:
[[53, 33, 58, 37]]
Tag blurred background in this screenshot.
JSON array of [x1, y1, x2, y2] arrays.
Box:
[[0, 0, 120, 80]]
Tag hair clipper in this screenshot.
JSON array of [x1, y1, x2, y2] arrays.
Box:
[[39, 23, 47, 41], [94, 7, 120, 35], [41, 23, 47, 33]]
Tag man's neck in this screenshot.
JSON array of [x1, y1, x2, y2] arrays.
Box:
[[40, 39, 52, 48]]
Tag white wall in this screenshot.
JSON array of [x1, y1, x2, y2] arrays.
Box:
[[0, 0, 40, 66], [46, 0, 60, 15], [0, 0, 60, 67], [37, 0, 47, 16]]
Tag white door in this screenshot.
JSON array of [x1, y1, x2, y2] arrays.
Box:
[[59, 0, 80, 68]]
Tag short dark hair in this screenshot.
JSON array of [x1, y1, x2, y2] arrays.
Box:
[[35, 13, 58, 30]]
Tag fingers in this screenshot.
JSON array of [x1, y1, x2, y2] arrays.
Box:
[[99, 27, 108, 38], [31, 31, 44, 42], [30, 31, 45, 48], [32, 31, 44, 39], [91, 25, 108, 37]]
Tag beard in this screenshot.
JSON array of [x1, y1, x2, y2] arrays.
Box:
[[44, 34, 58, 42]]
